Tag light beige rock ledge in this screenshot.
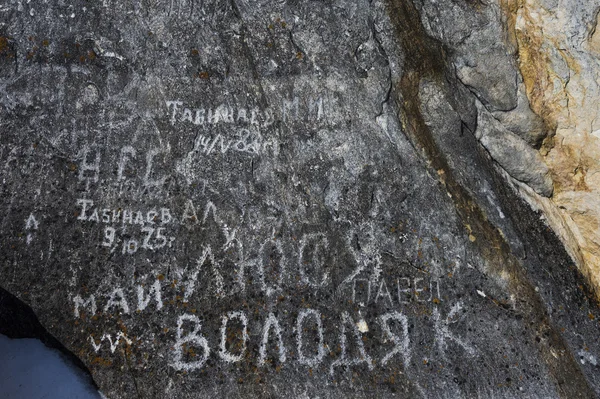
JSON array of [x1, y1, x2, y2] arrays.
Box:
[[500, 0, 600, 298]]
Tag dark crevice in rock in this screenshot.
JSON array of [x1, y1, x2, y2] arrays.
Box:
[[0, 286, 100, 392], [384, 0, 598, 397]]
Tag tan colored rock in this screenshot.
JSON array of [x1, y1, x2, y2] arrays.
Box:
[[501, 0, 600, 297]]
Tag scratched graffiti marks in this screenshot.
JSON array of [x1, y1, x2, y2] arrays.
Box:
[[71, 206, 480, 382]]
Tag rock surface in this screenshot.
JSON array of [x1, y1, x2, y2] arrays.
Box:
[[1, 0, 600, 398], [503, 0, 600, 298]]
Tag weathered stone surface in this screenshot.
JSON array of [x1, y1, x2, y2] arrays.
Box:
[[496, 0, 600, 302], [476, 100, 553, 197], [1, 0, 600, 398], [491, 85, 547, 147]]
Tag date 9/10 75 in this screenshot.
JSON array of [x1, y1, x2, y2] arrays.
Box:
[[102, 226, 174, 254]]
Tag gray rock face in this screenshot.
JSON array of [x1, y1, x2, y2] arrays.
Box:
[[0, 0, 599, 398], [476, 101, 554, 197]]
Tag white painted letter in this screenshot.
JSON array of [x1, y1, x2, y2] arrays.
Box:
[[76, 199, 94, 221], [25, 213, 39, 230], [117, 146, 136, 181], [161, 208, 172, 224], [144, 148, 168, 189], [296, 309, 325, 367], [166, 100, 183, 124], [259, 239, 285, 297], [172, 314, 211, 371], [182, 200, 198, 224], [183, 247, 224, 302], [104, 288, 130, 314], [146, 209, 158, 224], [298, 233, 329, 288], [433, 302, 476, 359], [73, 295, 97, 318], [218, 311, 249, 363], [379, 311, 410, 367], [78, 145, 101, 188], [330, 312, 373, 376], [137, 280, 163, 311], [102, 227, 116, 247], [259, 312, 287, 366]]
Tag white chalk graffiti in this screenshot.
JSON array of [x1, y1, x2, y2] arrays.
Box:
[[73, 282, 164, 318], [298, 233, 330, 288], [340, 227, 383, 292], [433, 302, 476, 359], [166, 101, 274, 127], [296, 309, 326, 367], [182, 245, 224, 302], [76, 199, 175, 254], [218, 311, 249, 363], [163, 307, 472, 372], [103, 288, 130, 314], [90, 332, 132, 353], [258, 239, 286, 297], [117, 146, 136, 181], [77, 145, 101, 190], [350, 277, 441, 306], [259, 313, 287, 366], [137, 280, 164, 312], [329, 311, 374, 376], [76, 199, 173, 226], [172, 314, 211, 371], [73, 294, 97, 318], [191, 130, 271, 157], [74, 287, 473, 373], [73, 144, 179, 189], [69, 192, 474, 376], [379, 311, 411, 368], [25, 213, 38, 245], [144, 146, 170, 189]]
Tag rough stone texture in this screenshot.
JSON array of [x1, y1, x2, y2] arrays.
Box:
[[498, 0, 600, 298], [476, 100, 553, 197], [1, 0, 600, 398]]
